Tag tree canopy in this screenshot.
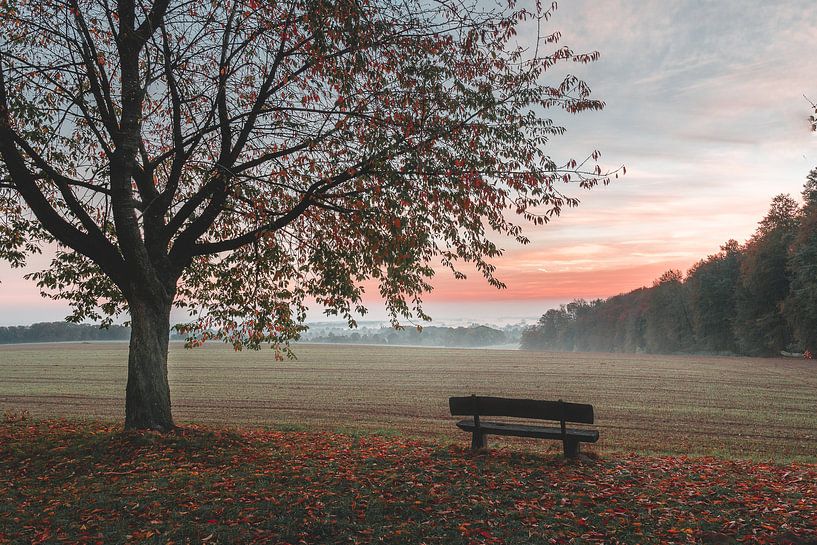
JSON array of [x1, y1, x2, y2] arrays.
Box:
[[0, 0, 613, 428]]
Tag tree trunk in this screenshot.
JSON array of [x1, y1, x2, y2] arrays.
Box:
[[125, 293, 174, 431]]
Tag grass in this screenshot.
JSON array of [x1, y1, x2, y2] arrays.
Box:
[[1, 419, 816, 545], [1, 342, 816, 461]]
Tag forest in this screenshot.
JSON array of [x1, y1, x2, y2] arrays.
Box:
[[521, 170, 817, 357]]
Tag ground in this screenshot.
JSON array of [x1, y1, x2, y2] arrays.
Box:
[[1, 343, 817, 543], [1, 343, 816, 460], [1, 419, 816, 544]]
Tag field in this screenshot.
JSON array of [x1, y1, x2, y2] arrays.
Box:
[[1, 342, 816, 461]]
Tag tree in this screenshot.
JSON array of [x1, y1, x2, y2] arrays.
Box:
[[520, 306, 572, 351], [734, 195, 800, 355], [784, 170, 817, 353], [685, 240, 741, 353], [571, 293, 647, 353], [0, 0, 614, 429], [644, 269, 693, 353], [804, 167, 817, 204]]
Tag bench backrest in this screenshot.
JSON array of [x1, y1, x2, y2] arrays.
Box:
[[449, 395, 594, 424]]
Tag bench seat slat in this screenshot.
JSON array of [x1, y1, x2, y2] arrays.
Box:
[[456, 419, 599, 443]]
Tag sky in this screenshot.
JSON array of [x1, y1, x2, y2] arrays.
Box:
[[1, 0, 816, 326]]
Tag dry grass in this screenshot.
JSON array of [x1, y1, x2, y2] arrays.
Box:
[[1, 342, 816, 461]]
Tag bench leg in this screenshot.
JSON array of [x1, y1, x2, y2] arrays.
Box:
[[563, 438, 580, 459], [471, 430, 488, 450]]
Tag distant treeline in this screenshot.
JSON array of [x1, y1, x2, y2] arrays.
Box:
[[0, 322, 130, 344], [304, 325, 515, 347], [522, 170, 817, 357], [1, 321, 520, 348]]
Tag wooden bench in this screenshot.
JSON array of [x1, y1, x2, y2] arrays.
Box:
[[449, 395, 599, 458]]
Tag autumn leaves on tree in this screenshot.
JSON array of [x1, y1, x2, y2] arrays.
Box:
[[0, 0, 613, 429]]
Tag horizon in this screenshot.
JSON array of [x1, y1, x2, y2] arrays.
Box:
[[1, 0, 815, 326]]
